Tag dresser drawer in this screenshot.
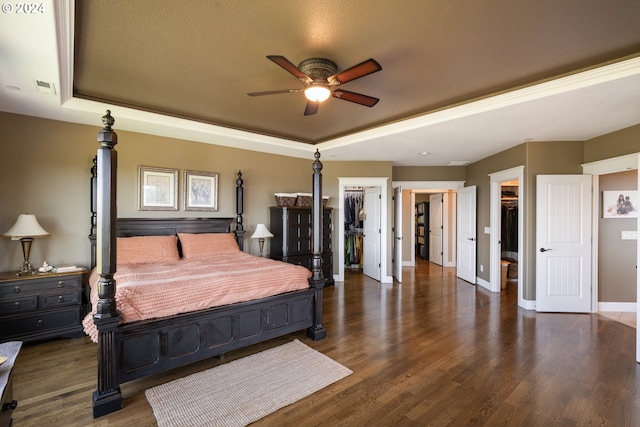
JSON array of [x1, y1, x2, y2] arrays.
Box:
[[0, 307, 82, 339], [40, 290, 81, 309], [0, 296, 37, 314], [0, 275, 81, 296]]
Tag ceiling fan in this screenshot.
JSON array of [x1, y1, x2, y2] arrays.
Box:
[[248, 55, 382, 116]]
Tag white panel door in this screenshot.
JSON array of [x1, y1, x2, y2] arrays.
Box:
[[456, 186, 477, 283], [536, 175, 592, 312], [429, 194, 443, 265], [393, 186, 402, 283], [363, 187, 381, 281]]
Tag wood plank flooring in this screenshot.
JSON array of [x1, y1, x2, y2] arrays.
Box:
[[10, 259, 640, 426]]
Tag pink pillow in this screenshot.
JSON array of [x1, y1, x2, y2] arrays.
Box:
[[178, 233, 240, 258], [117, 235, 180, 265]]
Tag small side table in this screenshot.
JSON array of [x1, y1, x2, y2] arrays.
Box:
[[0, 341, 21, 427]]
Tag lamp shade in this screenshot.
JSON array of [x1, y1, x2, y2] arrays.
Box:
[[251, 223, 274, 239], [3, 214, 50, 240]]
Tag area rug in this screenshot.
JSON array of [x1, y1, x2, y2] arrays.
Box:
[[145, 339, 352, 427]]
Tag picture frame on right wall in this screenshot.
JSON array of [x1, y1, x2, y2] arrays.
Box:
[[602, 190, 638, 218], [184, 170, 218, 211]]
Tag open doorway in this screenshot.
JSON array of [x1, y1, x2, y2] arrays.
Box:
[[336, 177, 391, 283], [489, 166, 525, 308]]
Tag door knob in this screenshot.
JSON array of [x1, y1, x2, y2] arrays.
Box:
[[539, 248, 552, 252]]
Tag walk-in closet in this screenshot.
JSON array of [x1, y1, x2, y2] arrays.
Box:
[[344, 187, 364, 270], [500, 181, 519, 288]]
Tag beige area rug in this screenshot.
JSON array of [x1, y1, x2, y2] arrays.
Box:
[[145, 339, 352, 427]]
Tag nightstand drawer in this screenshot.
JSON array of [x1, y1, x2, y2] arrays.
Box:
[[0, 276, 81, 296], [0, 296, 37, 313], [40, 290, 81, 309], [0, 307, 81, 338]]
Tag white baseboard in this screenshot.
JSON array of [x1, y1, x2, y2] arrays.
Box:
[[476, 277, 491, 291], [598, 302, 637, 312], [520, 299, 536, 310]]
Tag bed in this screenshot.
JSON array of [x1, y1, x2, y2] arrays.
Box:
[[89, 111, 327, 418]]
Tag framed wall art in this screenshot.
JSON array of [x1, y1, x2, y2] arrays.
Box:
[[138, 166, 178, 211], [184, 170, 218, 211], [602, 190, 638, 218]]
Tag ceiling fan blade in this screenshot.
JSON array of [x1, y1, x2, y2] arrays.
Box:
[[304, 101, 319, 116], [247, 89, 303, 96], [267, 55, 313, 84], [328, 58, 382, 85], [333, 89, 379, 107]]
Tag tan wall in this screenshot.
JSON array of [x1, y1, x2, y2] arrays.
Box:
[[584, 124, 640, 163], [393, 166, 466, 182], [0, 112, 392, 275], [598, 170, 637, 302]]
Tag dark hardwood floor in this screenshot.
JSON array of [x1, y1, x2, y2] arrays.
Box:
[[11, 259, 640, 426]]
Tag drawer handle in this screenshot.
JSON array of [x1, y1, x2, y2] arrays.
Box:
[[13, 301, 21, 309], [58, 281, 65, 288], [58, 295, 65, 303], [36, 319, 43, 327], [2, 399, 17, 411], [13, 286, 20, 293]]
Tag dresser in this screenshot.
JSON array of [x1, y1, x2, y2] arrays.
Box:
[[270, 207, 334, 286], [0, 269, 88, 343]]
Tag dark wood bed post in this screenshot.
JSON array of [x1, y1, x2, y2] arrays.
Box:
[[89, 156, 97, 269], [235, 170, 245, 250], [307, 149, 327, 340], [92, 110, 123, 417]]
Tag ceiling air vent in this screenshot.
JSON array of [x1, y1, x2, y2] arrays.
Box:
[[33, 79, 56, 95]]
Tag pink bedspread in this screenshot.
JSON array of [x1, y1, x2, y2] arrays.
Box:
[[82, 252, 311, 342]]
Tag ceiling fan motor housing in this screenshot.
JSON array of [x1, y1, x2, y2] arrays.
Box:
[[298, 58, 338, 84]]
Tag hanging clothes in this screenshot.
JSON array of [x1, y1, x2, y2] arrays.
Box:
[[345, 190, 364, 267], [501, 203, 518, 252]]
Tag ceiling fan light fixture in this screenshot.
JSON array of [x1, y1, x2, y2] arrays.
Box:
[[304, 84, 331, 102]]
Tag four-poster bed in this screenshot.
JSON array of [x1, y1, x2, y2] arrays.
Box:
[[88, 111, 327, 417]]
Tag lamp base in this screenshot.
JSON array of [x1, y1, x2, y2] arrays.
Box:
[[17, 261, 34, 276], [16, 237, 35, 276]]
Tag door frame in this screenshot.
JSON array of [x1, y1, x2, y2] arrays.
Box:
[[394, 181, 465, 267], [581, 152, 640, 363], [337, 177, 391, 283], [489, 166, 525, 307]]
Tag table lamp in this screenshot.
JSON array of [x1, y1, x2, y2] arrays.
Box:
[[251, 223, 273, 257], [2, 214, 50, 275]]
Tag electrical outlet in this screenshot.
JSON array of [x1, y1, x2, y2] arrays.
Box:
[[480, 265, 484, 272]]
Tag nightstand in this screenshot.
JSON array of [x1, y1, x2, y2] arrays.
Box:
[[0, 269, 88, 343]]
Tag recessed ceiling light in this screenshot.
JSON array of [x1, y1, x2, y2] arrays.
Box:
[[5, 85, 21, 91], [419, 152, 430, 156]]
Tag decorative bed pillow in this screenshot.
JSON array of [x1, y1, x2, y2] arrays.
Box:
[[117, 235, 180, 265], [178, 233, 240, 258]]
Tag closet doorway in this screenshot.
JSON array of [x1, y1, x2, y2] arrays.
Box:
[[337, 177, 390, 284], [489, 166, 524, 307]]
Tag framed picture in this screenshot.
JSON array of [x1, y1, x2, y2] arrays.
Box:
[[184, 170, 218, 211], [138, 166, 178, 211], [602, 190, 638, 218]]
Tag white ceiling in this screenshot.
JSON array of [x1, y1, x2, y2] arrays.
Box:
[[1, 1, 639, 166]]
